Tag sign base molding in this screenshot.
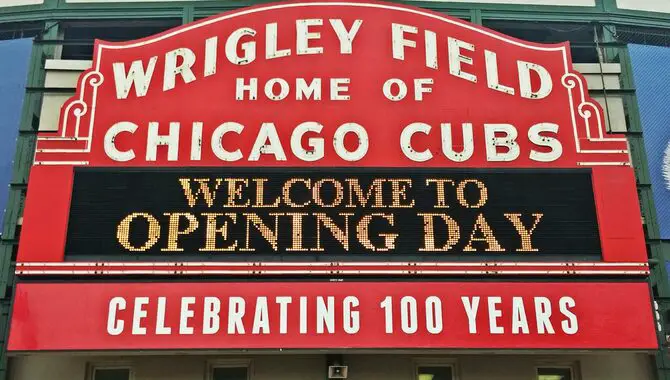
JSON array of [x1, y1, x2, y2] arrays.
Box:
[[15, 261, 650, 276]]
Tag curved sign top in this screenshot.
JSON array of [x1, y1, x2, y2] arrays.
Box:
[[36, 1, 627, 168]]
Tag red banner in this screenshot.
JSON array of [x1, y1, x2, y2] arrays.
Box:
[[7, 281, 658, 351]]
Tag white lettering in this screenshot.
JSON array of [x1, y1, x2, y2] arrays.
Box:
[[488, 296, 504, 334], [383, 78, 407, 101], [343, 296, 360, 334], [414, 78, 433, 101], [300, 296, 308, 334], [534, 297, 555, 334], [518, 61, 552, 99], [485, 50, 514, 95], [333, 122, 368, 161], [401, 296, 418, 334], [236, 77, 258, 100], [528, 122, 562, 162], [381, 296, 393, 333], [132, 297, 149, 335], [228, 297, 246, 334], [462, 296, 480, 334], [276, 296, 292, 334], [107, 297, 126, 336], [248, 122, 287, 161], [425, 296, 443, 334], [297, 19, 323, 55], [212, 122, 243, 161], [226, 28, 257, 65], [156, 297, 172, 335], [266, 23, 291, 59], [425, 30, 438, 69], [296, 78, 322, 100], [560, 296, 578, 335], [164, 48, 196, 92], [112, 57, 157, 99], [330, 78, 350, 100], [392, 23, 417, 61], [203, 297, 221, 334], [441, 123, 474, 162], [400, 122, 432, 162], [191, 122, 203, 161], [512, 297, 530, 334], [179, 297, 195, 335], [104, 121, 137, 162], [204, 36, 218, 77], [330, 19, 363, 54], [317, 296, 335, 334], [146, 121, 179, 161], [252, 297, 270, 334], [264, 78, 290, 101], [484, 123, 520, 162], [448, 37, 476, 83], [291, 121, 324, 162]]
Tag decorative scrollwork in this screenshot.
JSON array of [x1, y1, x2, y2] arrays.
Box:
[[562, 71, 629, 165], [59, 70, 104, 140], [562, 74, 578, 90]]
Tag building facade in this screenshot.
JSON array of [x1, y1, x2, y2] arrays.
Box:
[[0, 1, 669, 380]]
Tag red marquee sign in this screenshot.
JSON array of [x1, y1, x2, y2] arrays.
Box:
[[10, 0, 658, 352], [7, 281, 658, 351], [17, 0, 645, 278]]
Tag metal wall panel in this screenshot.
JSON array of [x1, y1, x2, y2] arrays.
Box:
[[617, 0, 670, 13], [0, 0, 42, 7], [629, 44, 670, 238], [0, 38, 32, 235]]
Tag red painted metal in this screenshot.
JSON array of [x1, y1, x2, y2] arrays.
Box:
[[16, 2, 645, 270], [7, 281, 658, 351]]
